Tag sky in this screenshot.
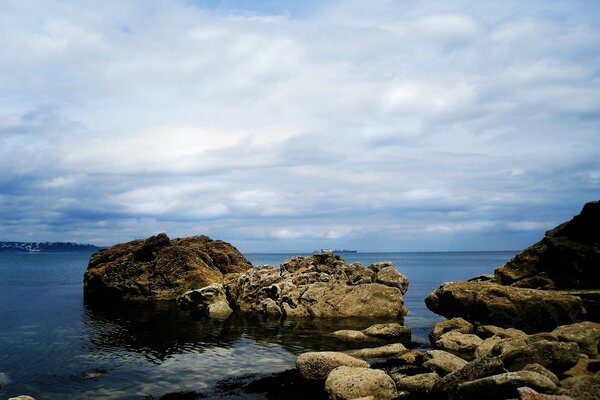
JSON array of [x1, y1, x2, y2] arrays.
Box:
[[1, 0, 599, 252]]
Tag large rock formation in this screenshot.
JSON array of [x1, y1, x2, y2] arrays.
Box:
[[83, 233, 252, 302], [225, 254, 408, 319], [425, 281, 586, 333], [494, 201, 599, 290]]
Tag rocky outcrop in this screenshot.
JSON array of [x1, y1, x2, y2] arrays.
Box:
[[83, 233, 252, 302], [425, 281, 585, 333], [179, 283, 233, 319], [494, 201, 600, 290], [226, 253, 408, 319]]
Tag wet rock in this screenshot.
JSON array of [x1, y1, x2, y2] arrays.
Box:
[[84, 233, 251, 302], [494, 201, 600, 290], [523, 363, 560, 385], [179, 283, 232, 319], [391, 372, 440, 395], [325, 366, 397, 400], [362, 323, 411, 342], [331, 330, 376, 343], [559, 374, 600, 400], [429, 317, 474, 344], [518, 387, 575, 400], [552, 321, 600, 358], [422, 349, 468, 376], [296, 352, 369, 380], [492, 336, 580, 372], [431, 355, 506, 396], [347, 343, 407, 359], [434, 331, 483, 361], [457, 371, 557, 400], [425, 281, 585, 333]]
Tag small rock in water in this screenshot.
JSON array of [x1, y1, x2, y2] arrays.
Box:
[[325, 366, 397, 400], [296, 351, 369, 380]]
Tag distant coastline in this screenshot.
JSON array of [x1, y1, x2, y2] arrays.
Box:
[[0, 241, 100, 253]]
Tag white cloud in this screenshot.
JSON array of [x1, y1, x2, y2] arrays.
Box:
[[0, 0, 598, 250]]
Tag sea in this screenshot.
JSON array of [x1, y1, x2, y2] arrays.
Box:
[[0, 251, 517, 399]]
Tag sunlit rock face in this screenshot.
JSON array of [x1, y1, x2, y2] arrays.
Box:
[[83, 233, 252, 302], [226, 253, 409, 320]]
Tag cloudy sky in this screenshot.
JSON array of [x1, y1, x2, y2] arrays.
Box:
[[1, 0, 599, 252]]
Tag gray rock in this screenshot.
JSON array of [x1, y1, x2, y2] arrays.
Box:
[[434, 330, 483, 361], [391, 372, 440, 394], [457, 371, 557, 400], [325, 366, 397, 400], [422, 349, 468, 376], [429, 317, 474, 344], [552, 321, 600, 358], [296, 351, 369, 380], [431, 355, 506, 396]]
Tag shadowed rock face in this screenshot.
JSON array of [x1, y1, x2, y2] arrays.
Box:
[[494, 201, 600, 290], [83, 233, 252, 302], [425, 281, 585, 333]]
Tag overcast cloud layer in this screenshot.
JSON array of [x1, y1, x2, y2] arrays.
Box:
[[1, 0, 599, 251]]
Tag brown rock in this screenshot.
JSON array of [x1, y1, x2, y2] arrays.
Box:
[[425, 281, 585, 333], [179, 283, 232, 318], [434, 331, 483, 361], [325, 366, 397, 400], [518, 387, 575, 400], [83, 233, 251, 302], [362, 323, 411, 342], [296, 352, 369, 380], [431, 355, 506, 396], [559, 374, 600, 400], [457, 371, 557, 400], [552, 321, 600, 358], [492, 336, 580, 372], [391, 372, 440, 394], [429, 317, 474, 344], [422, 349, 468, 376], [523, 363, 560, 385], [347, 343, 407, 359]]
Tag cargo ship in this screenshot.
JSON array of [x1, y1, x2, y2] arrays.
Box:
[[315, 249, 358, 254]]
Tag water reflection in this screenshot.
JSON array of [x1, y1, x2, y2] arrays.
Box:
[[84, 300, 404, 363]]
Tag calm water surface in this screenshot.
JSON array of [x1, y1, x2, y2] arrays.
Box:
[[0, 251, 516, 399]]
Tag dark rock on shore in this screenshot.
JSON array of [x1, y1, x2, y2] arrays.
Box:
[[494, 201, 600, 290], [425, 281, 585, 333], [83, 233, 251, 302]]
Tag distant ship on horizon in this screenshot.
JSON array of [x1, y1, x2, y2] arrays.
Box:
[[316, 248, 358, 254]]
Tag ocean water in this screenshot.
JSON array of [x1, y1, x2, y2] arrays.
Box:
[[0, 251, 516, 399]]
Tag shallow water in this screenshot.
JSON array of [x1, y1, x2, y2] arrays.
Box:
[[0, 251, 516, 399]]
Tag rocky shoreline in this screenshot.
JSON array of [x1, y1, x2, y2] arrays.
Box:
[[31, 200, 595, 400]]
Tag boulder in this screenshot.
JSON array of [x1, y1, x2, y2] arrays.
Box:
[[494, 201, 600, 290], [325, 366, 397, 400], [434, 330, 483, 361], [374, 266, 409, 294], [83, 233, 251, 302], [475, 325, 527, 339], [552, 321, 600, 358], [431, 355, 506, 396], [391, 372, 440, 394], [422, 349, 468, 376], [362, 323, 411, 342], [347, 343, 407, 359], [491, 336, 580, 372], [226, 253, 409, 319], [331, 330, 375, 343], [425, 281, 585, 333], [475, 335, 504, 359], [523, 363, 560, 386], [429, 317, 474, 344], [296, 352, 369, 380], [179, 283, 232, 319], [457, 371, 557, 400]]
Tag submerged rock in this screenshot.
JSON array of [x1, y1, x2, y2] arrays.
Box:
[[226, 254, 409, 320], [425, 281, 585, 333], [83, 233, 251, 302]]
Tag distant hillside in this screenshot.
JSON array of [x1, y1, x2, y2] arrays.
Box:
[[0, 241, 100, 253]]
